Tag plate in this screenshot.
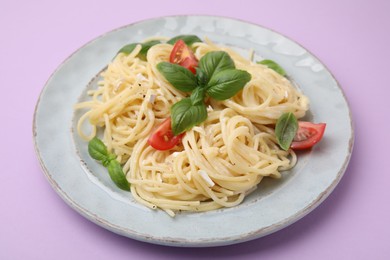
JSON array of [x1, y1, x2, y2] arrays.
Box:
[[33, 15, 354, 247]]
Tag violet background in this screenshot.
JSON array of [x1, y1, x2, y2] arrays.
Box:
[[1, 0, 389, 259]]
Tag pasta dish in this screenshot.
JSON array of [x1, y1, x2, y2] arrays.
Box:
[[74, 35, 324, 217]]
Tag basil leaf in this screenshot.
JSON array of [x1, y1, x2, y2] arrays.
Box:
[[117, 43, 137, 55], [196, 68, 208, 88], [171, 98, 207, 135], [117, 40, 160, 60], [190, 87, 206, 105], [88, 137, 109, 161], [137, 40, 160, 60], [102, 153, 116, 168], [107, 159, 130, 191], [206, 69, 251, 100], [167, 35, 202, 46], [199, 51, 235, 84], [275, 112, 298, 150], [157, 62, 198, 92], [258, 59, 286, 76]]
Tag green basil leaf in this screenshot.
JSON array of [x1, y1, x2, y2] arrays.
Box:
[[117, 43, 137, 55], [258, 59, 286, 76], [190, 87, 206, 105], [107, 160, 130, 191], [102, 153, 116, 168], [157, 62, 198, 92], [206, 69, 251, 100], [167, 35, 202, 46], [275, 112, 298, 150], [138, 40, 160, 60], [117, 40, 160, 60], [88, 137, 109, 161], [199, 51, 235, 84], [196, 68, 208, 88], [171, 98, 207, 135]]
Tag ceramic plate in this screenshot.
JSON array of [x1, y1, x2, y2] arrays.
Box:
[[33, 15, 354, 247]]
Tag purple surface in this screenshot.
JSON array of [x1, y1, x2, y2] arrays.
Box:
[[1, 0, 389, 259]]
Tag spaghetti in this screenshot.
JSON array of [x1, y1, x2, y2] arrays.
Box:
[[75, 37, 309, 217]]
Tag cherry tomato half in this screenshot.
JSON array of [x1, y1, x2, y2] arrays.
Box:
[[147, 117, 185, 151], [290, 122, 326, 150], [169, 39, 198, 74]]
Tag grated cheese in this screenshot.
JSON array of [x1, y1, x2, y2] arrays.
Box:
[[198, 170, 215, 187], [148, 94, 156, 104]]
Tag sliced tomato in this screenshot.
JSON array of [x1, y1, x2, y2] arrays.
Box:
[[147, 117, 184, 151], [290, 122, 326, 150], [169, 39, 198, 74]]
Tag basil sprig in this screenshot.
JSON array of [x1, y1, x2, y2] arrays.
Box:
[[117, 40, 160, 60], [157, 51, 251, 135], [167, 35, 202, 46], [88, 137, 130, 191], [258, 59, 286, 76], [275, 112, 298, 150]]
